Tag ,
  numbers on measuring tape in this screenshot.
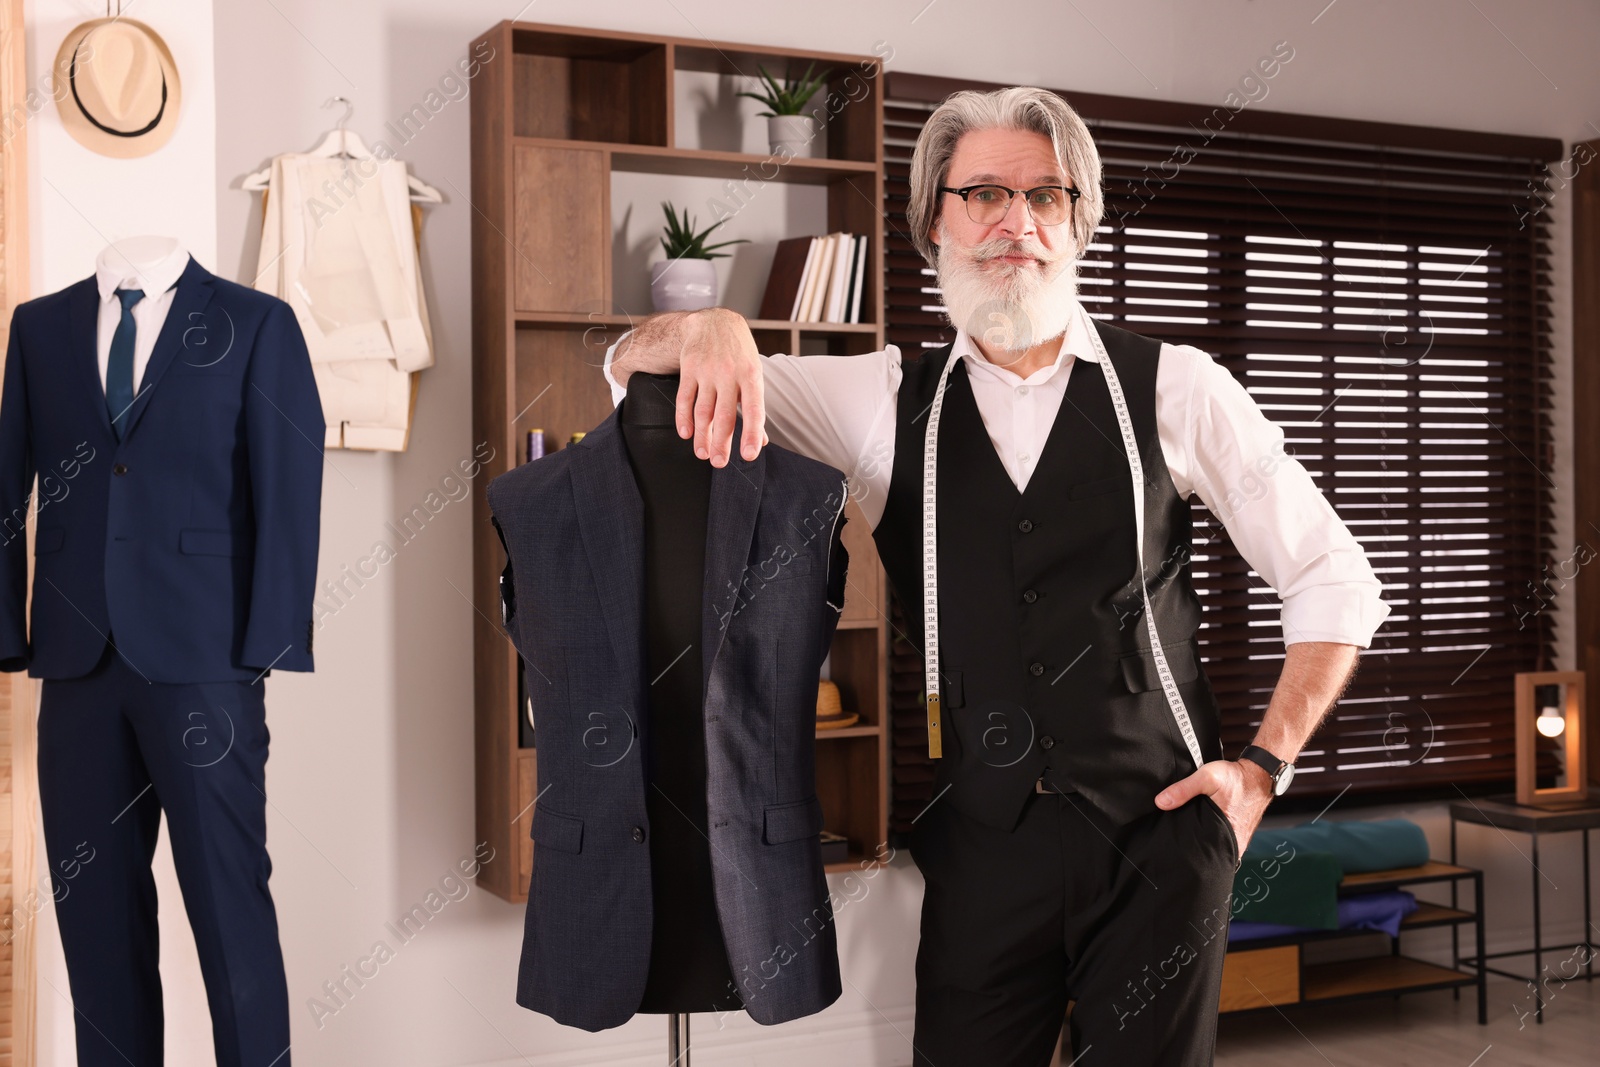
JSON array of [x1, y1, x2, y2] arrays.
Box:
[[919, 308, 1207, 771], [921, 347, 949, 760]]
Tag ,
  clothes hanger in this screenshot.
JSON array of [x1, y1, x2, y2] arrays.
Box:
[[241, 96, 443, 203], [305, 95, 369, 160]]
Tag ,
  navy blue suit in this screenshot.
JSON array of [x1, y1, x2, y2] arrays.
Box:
[[0, 256, 322, 681], [0, 255, 323, 1067], [489, 406, 849, 1032]]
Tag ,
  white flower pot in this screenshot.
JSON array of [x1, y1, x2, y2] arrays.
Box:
[[650, 257, 719, 312], [767, 114, 817, 159]]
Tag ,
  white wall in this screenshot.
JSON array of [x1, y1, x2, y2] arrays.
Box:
[[14, 0, 1600, 1063]]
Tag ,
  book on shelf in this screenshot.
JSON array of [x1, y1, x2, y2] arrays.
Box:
[[819, 232, 839, 321], [759, 235, 816, 321], [795, 239, 821, 320], [848, 235, 868, 323], [801, 233, 835, 322], [825, 233, 852, 323], [760, 231, 869, 324], [839, 234, 860, 325], [795, 237, 822, 320]]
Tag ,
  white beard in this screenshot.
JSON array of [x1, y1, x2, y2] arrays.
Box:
[[934, 219, 1081, 365]]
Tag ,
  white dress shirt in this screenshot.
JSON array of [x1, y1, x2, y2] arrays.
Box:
[[603, 302, 1391, 648], [94, 241, 191, 395]]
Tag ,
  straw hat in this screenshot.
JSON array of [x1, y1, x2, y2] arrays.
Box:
[[55, 18, 182, 158], [815, 680, 860, 730]]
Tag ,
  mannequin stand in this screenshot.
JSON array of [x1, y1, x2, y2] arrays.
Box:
[[668, 1015, 691, 1066], [621, 372, 743, 1064]]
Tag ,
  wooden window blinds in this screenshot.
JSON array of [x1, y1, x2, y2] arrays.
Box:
[[882, 70, 1561, 827]]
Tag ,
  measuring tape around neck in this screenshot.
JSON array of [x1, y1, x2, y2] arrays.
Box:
[[920, 307, 1208, 772]]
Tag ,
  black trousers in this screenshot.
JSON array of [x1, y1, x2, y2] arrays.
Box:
[[910, 784, 1239, 1067], [36, 644, 291, 1067]]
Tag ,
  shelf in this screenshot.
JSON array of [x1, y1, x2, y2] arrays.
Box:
[[612, 145, 875, 183], [510, 314, 883, 361], [1219, 860, 1487, 1024], [1400, 902, 1476, 929], [508, 31, 668, 145], [1338, 861, 1474, 891], [817, 725, 879, 740], [512, 310, 878, 333], [510, 137, 880, 184], [1301, 955, 1479, 1002], [471, 18, 889, 904]]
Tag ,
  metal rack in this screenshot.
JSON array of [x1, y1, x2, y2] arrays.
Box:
[[1219, 861, 1487, 1025], [1450, 794, 1600, 1024]]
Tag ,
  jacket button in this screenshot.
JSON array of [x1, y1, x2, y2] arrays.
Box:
[[1018, 518, 1033, 533], [113, 463, 128, 475], [1022, 589, 1038, 604], [1029, 662, 1045, 676], [632, 826, 646, 844], [1040, 735, 1055, 750]]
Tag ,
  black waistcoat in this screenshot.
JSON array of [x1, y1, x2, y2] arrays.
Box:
[[871, 318, 1226, 832]]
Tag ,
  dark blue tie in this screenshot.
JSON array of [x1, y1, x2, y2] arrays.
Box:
[[106, 287, 144, 439]]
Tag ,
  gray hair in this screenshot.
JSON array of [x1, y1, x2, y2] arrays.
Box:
[[906, 86, 1103, 266]]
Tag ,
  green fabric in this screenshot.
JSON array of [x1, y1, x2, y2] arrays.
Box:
[[1245, 818, 1431, 874], [1226, 818, 1431, 930], [1228, 847, 1343, 930]]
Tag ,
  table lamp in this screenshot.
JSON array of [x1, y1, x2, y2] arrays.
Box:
[[1514, 670, 1589, 807]]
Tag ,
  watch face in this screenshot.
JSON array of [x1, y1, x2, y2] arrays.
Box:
[[1274, 762, 1295, 796]]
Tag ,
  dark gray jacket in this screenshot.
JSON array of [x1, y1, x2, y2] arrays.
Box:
[[487, 406, 850, 1031]]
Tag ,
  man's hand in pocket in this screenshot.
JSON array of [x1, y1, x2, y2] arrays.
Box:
[[1154, 757, 1274, 858]]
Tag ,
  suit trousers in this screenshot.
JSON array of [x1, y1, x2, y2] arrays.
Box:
[[36, 643, 290, 1067], [909, 785, 1239, 1067]]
